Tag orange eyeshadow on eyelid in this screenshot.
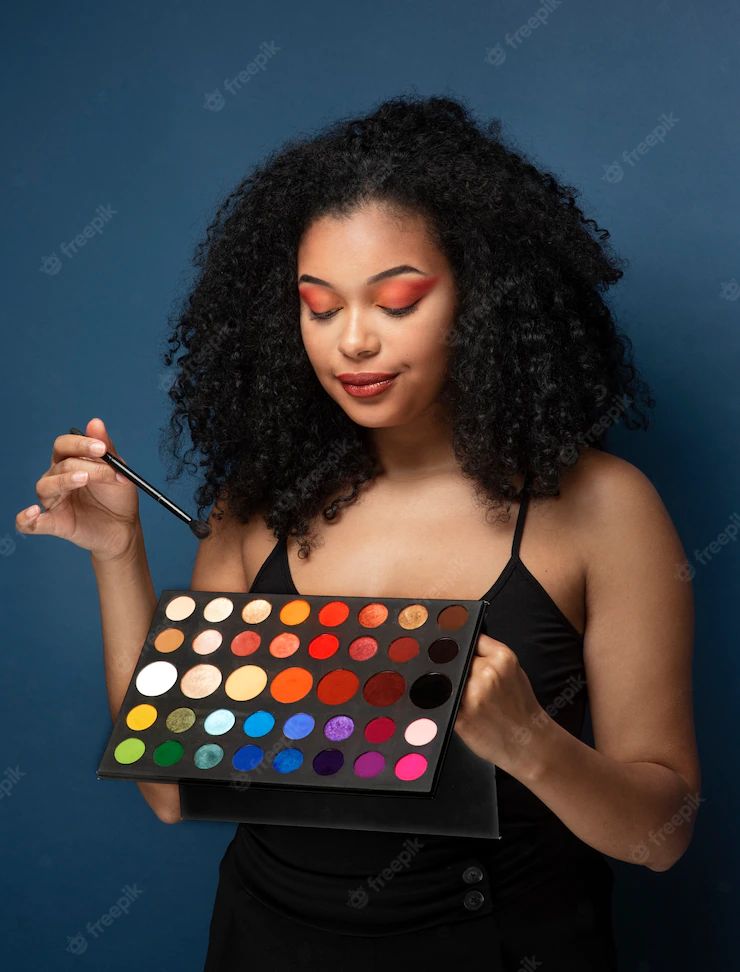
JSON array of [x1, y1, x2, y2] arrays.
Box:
[[298, 275, 441, 311], [374, 275, 441, 306]]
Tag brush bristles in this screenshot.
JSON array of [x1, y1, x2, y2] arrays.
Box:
[[190, 520, 212, 539]]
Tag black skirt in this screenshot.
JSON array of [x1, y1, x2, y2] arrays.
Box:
[[202, 838, 618, 972]]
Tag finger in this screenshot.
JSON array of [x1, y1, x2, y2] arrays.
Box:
[[85, 417, 125, 462], [51, 430, 109, 466], [37, 462, 125, 509], [15, 504, 56, 536], [474, 633, 512, 656]]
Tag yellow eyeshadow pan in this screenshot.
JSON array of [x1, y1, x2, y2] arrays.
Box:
[[98, 589, 488, 804]]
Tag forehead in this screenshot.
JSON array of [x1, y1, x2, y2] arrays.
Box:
[[297, 203, 441, 275]]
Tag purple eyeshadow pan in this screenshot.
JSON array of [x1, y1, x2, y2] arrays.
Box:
[[313, 749, 344, 776], [324, 715, 354, 741], [353, 751, 385, 778]]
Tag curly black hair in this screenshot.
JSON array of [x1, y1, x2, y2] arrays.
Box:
[[160, 91, 655, 558]]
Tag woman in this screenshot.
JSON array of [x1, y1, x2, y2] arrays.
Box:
[[17, 94, 700, 970]]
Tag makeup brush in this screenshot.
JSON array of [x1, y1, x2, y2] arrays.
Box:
[[69, 427, 212, 539]]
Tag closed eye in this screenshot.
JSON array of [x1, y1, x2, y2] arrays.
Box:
[[307, 301, 421, 321]]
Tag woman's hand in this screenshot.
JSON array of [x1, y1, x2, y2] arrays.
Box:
[[454, 632, 552, 780], [15, 417, 141, 563]]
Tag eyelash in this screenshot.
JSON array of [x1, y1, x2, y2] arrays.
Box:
[[307, 301, 421, 321]]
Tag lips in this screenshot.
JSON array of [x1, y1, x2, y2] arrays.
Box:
[[335, 372, 398, 386], [336, 372, 399, 399]]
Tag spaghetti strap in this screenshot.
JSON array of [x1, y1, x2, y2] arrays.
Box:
[[510, 473, 531, 560]]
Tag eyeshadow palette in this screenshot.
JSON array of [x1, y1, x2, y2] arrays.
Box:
[[97, 589, 488, 798]]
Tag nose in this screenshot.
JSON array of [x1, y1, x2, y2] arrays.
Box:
[[335, 307, 381, 358]]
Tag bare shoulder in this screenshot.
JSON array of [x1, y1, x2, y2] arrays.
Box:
[[556, 447, 677, 560], [190, 491, 277, 592]]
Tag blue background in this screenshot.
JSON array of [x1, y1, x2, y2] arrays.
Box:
[[1, 0, 737, 968]]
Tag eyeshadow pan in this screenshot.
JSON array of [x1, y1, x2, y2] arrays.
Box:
[[269, 632, 300, 658], [136, 661, 178, 697], [165, 595, 195, 621], [243, 710, 275, 737], [404, 718, 438, 746], [398, 604, 428, 630], [181, 664, 223, 699], [241, 598, 272, 624], [395, 753, 428, 781], [203, 596, 234, 622], [324, 715, 354, 741], [313, 749, 343, 776], [409, 673, 452, 709], [270, 667, 313, 704], [192, 629, 223, 655], [317, 670, 360, 705], [308, 634, 339, 659], [357, 602, 388, 628], [354, 751, 385, 778], [317, 601, 350, 626], [428, 638, 459, 664], [283, 712, 315, 739], [203, 709, 236, 735], [364, 716, 395, 743], [154, 628, 184, 653], [153, 740, 184, 766], [232, 744, 264, 772], [348, 636, 378, 661], [126, 703, 157, 731], [225, 665, 268, 701], [194, 743, 224, 769], [362, 671, 406, 707], [273, 749, 304, 773], [387, 636, 419, 662], [114, 738, 145, 764], [231, 631, 261, 656], [437, 604, 468, 630], [166, 707, 196, 733], [280, 599, 311, 626]]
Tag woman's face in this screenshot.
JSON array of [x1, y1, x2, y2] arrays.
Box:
[[297, 202, 457, 429]]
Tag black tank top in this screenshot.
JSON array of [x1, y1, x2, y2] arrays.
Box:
[[222, 488, 615, 936]]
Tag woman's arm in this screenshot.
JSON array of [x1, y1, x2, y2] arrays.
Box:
[[92, 489, 250, 825], [509, 454, 701, 871]]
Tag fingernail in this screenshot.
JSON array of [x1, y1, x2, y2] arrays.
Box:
[[115, 472, 128, 484], [72, 471, 88, 483], [26, 505, 39, 518], [90, 441, 106, 455]]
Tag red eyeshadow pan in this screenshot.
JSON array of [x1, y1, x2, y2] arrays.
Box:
[[230, 630, 261, 656], [364, 716, 395, 743], [348, 636, 378, 661], [362, 671, 406, 707], [318, 601, 350, 626], [387, 636, 419, 662], [309, 634, 340, 659], [316, 669, 360, 705]]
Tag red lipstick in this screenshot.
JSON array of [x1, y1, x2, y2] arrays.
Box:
[[335, 372, 399, 398]]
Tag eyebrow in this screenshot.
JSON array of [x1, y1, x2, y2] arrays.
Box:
[[297, 264, 428, 288]]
